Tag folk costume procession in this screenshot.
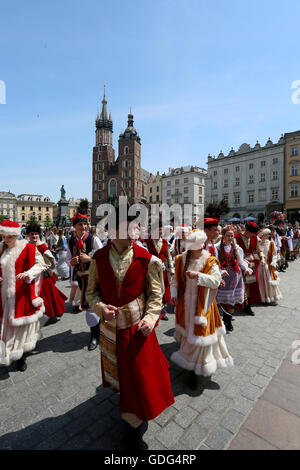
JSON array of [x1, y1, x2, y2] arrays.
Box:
[[0, 205, 298, 450]]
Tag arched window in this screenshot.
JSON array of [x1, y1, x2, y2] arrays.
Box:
[[124, 146, 129, 155], [108, 179, 117, 197]]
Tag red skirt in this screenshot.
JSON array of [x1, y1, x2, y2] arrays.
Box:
[[40, 274, 67, 318], [115, 324, 174, 421], [247, 260, 262, 304]]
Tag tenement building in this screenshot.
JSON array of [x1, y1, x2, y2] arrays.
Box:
[[284, 130, 300, 221], [0, 191, 18, 220], [205, 136, 285, 223], [91, 88, 148, 224], [17, 194, 54, 226], [161, 166, 207, 221]]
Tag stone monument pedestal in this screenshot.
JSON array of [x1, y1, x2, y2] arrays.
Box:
[[56, 199, 71, 228]]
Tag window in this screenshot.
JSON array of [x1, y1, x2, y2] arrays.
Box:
[[22, 215, 25, 221], [38, 206, 41, 211], [22, 206, 25, 211], [156, 195, 159, 202], [249, 163, 254, 169], [259, 189, 266, 201], [234, 193, 240, 204], [272, 171, 278, 180], [167, 190, 171, 196], [291, 165, 299, 176], [184, 187, 188, 194], [249, 175, 254, 184], [199, 196, 203, 203], [248, 193, 254, 203], [38, 215, 41, 221], [261, 161, 266, 167], [149, 196, 152, 202], [235, 166, 240, 172], [108, 179, 117, 197], [213, 181, 217, 189], [156, 186, 159, 192], [150, 187, 152, 193], [46, 207, 49, 211], [223, 194, 228, 202], [271, 189, 278, 200], [213, 170, 217, 176], [273, 158, 278, 165], [184, 197, 189, 203], [124, 146, 129, 155], [184, 177, 189, 183], [30, 206, 33, 211], [291, 146, 299, 156], [167, 181, 171, 186], [290, 184, 298, 197], [260, 173, 265, 183], [223, 179, 228, 188], [224, 168, 228, 174], [175, 179, 180, 185], [235, 177, 240, 186]]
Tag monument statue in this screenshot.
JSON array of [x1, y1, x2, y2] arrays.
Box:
[[60, 185, 66, 201]]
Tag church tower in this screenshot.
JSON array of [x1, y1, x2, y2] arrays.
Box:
[[92, 86, 115, 223], [118, 111, 142, 204]]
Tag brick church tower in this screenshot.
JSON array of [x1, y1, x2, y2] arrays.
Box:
[[91, 88, 145, 225]]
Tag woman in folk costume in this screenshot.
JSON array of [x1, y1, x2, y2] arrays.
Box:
[[257, 228, 282, 304], [56, 229, 70, 280], [170, 229, 233, 389], [26, 224, 67, 320], [235, 221, 265, 315], [216, 226, 253, 333], [86, 206, 174, 450], [0, 221, 46, 371]]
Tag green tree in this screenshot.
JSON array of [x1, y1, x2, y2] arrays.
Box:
[[44, 216, 53, 229], [26, 215, 38, 225], [204, 198, 230, 219]]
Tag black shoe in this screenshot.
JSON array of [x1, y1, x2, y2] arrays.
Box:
[[220, 306, 234, 332], [244, 304, 255, 316], [161, 315, 169, 321], [88, 323, 100, 351], [188, 371, 199, 390], [73, 306, 81, 313], [122, 421, 148, 450], [17, 356, 27, 372]]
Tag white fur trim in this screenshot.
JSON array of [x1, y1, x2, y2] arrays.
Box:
[[9, 305, 45, 326], [170, 351, 234, 377], [175, 323, 226, 346], [0, 226, 21, 236], [194, 316, 207, 327], [32, 297, 43, 308]]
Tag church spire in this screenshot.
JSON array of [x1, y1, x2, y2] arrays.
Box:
[[95, 84, 113, 131]]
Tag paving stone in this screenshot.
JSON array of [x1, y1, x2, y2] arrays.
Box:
[[220, 408, 245, 433], [156, 421, 185, 448], [258, 365, 277, 378], [231, 395, 254, 416], [196, 408, 221, 428], [240, 383, 262, 401], [179, 423, 208, 450], [155, 405, 177, 426], [250, 374, 270, 389], [174, 406, 198, 428], [204, 426, 233, 450]]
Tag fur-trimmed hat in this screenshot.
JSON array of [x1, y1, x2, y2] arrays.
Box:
[[0, 220, 21, 236], [26, 223, 41, 235], [185, 229, 207, 251]]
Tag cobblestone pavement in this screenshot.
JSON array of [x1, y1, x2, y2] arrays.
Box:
[[0, 259, 300, 450]]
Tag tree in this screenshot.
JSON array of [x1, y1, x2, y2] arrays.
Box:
[[44, 216, 53, 229], [0, 215, 9, 223], [204, 198, 230, 219], [77, 198, 89, 215], [26, 215, 38, 225]]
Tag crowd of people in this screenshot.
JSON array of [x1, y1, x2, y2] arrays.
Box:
[[0, 209, 299, 450]]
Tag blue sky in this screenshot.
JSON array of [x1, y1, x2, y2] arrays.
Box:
[[1, 0, 300, 202]]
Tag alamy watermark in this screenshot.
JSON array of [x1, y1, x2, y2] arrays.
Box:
[[291, 80, 300, 104], [95, 196, 204, 240], [0, 80, 6, 104], [291, 340, 300, 365]]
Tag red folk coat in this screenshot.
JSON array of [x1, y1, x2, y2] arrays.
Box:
[[235, 233, 262, 303], [93, 241, 174, 421], [0, 240, 44, 326], [143, 238, 171, 303]]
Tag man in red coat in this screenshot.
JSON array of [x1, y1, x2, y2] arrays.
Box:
[[86, 205, 174, 449], [143, 222, 174, 321]]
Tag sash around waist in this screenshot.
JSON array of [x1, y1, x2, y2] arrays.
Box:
[[116, 293, 146, 330]]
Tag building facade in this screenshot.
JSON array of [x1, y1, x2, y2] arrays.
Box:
[[17, 194, 54, 226], [91, 89, 148, 224], [205, 136, 285, 223], [145, 171, 162, 205], [0, 191, 18, 220], [284, 130, 300, 221], [161, 166, 207, 221]]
